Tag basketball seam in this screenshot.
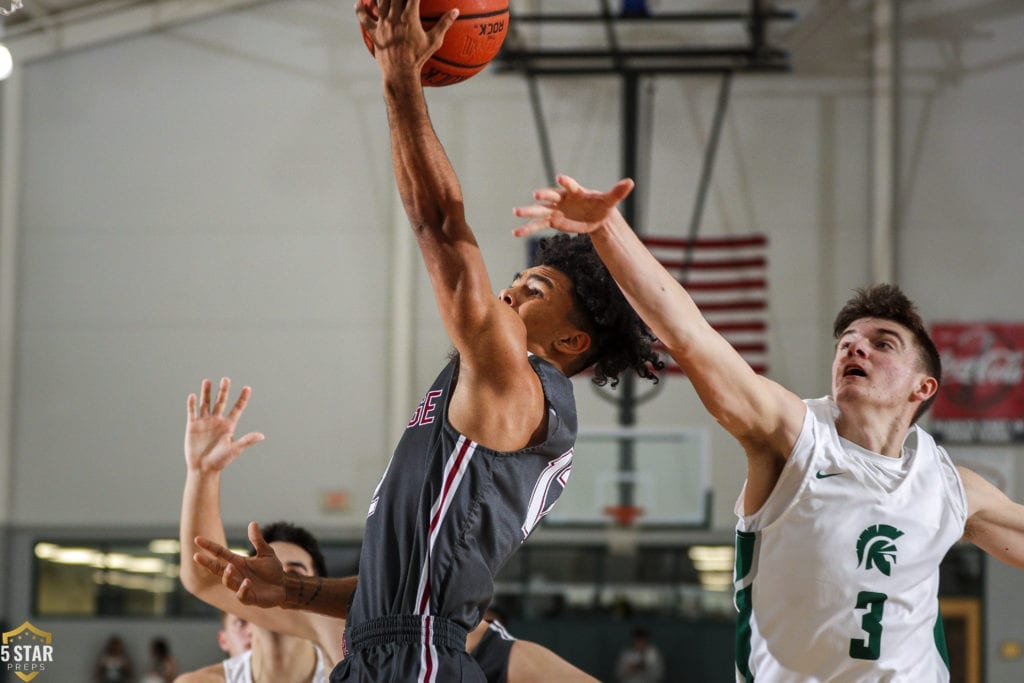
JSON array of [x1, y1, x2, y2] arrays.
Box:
[[428, 53, 492, 69], [420, 8, 508, 20]]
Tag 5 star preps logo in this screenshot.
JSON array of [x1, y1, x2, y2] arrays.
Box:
[[0, 0, 24, 17], [2, 622, 54, 682]]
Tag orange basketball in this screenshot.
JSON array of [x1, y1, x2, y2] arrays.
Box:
[[359, 0, 510, 87]]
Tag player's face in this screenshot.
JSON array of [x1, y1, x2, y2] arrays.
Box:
[[244, 541, 316, 640], [831, 318, 932, 413], [218, 614, 253, 657], [498, 266, 583, 358], [269, 541, 316, 577]]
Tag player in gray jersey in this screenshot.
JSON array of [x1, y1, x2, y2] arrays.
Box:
[[513, 177, 1024, 681], [180, 380, 595, 683], [191, 0, 661, 679]]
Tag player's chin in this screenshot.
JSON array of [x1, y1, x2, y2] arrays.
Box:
[[832, 381, 862, 400]]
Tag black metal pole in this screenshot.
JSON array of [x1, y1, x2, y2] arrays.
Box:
[[617, 71, 641, 511], [526, 74, 557, 184], [683, 71, 732, 275]]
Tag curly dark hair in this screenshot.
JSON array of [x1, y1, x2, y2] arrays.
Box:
[[832, 283, 941, 422], [254, 521, 328, 578], [533, 234, 663, 386]]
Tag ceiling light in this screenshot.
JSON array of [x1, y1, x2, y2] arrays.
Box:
[[0, 43, 11, 81], [149, 539, 180, 555]]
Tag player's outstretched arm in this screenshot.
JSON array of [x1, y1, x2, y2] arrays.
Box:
[[508, 639, 599, 683], [173, 665, 223, 683], [195, 521, 358, 621], [356, 0, 533, 403], [514, 174, 805, 458], [179, 381, 343, 662], [180, 378, 265, 598], [960, 466, 1024, 569]]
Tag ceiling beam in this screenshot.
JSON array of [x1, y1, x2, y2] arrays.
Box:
[[6, 0, 270, 62]]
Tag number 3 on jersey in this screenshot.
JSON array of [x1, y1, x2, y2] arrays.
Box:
[[850, 591, 888, 660]]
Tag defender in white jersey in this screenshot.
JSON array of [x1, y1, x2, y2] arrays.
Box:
[[219, 647, 329, 683], [513, 177, 1024, 682], [734, 397, 966, 681], [177, 379, 345, 682]]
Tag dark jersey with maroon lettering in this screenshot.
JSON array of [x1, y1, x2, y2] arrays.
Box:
[[335, 355, 576, 682]]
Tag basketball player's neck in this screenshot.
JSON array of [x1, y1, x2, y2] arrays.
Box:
[[835, 404, 911, 458], [250, 630, 317, 683]]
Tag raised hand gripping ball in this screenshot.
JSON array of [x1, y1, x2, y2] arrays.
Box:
[[360, 0, 510, 87]]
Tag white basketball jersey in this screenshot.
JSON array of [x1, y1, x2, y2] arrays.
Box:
[[734, 397, 967, 682], [222, 646, 329, 683]]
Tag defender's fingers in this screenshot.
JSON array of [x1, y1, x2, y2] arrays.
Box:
[[186, 393, 197, 423], [607, 177, 635, 202], [199, 378, 212, 416], [513, 205, 555, 219], [235, 432, 266, 451], [212, 377, 231, 416], [226, 385, 252, 422], [512, 219, 551, 238], [532, 188, 564, 203], [556, 174, 582, 193]]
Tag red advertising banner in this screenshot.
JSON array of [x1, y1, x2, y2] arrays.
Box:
[[930, 322, 1024, 443]]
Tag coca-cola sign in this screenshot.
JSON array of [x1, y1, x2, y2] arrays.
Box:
[[930, 322, 1024, 443]]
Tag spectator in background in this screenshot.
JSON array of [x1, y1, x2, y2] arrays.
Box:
[[141, 637, 177, 683], [95, 635, 134, 683], [615, 626, 664, 683], [217, 612, 253, 658]]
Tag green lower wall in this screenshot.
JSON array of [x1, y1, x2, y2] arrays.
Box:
[[510, 616, 735, 682]]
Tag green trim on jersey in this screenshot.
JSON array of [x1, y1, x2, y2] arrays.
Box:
[[735, 530, 757, 682], [933, 606, 951, 670]]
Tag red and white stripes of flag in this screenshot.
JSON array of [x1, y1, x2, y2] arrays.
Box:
[[642, 234, 769, 376]]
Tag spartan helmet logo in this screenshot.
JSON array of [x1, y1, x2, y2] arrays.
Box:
[[856, 524, 905, 577], [0, 0, 23, 17]]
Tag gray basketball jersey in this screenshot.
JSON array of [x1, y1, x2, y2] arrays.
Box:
[[734, 397, 967, 682], [345, 355, 577, 636]]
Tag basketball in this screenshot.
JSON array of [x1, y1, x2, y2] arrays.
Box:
[[359, 0, 510, 87]]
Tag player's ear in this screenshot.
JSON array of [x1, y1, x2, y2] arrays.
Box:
[[913, 375, 938, 403], [556, 331, 591, 357]]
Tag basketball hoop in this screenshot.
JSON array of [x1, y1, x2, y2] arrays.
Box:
[[603, 505, 643, 556], [604, 504, 644, 527]]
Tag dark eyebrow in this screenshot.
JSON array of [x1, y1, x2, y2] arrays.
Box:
[[839, 327, 906, 344], [875, 328, 906, 343], [526, 273, 555, 290], [283, 560, 311, 573]]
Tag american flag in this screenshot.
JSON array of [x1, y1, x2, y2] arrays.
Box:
[[641, 233, 769, 376]]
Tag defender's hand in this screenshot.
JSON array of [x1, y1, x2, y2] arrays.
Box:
[[513, 175, 635, 237], [184, 378, 264, 474]]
